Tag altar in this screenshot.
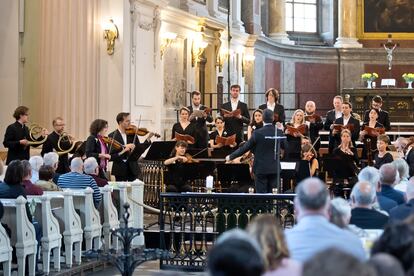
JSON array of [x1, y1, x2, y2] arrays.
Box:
[[342, 88, 414, 122]]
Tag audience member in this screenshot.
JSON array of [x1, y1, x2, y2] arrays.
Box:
[[0, 160, 26, 198], [83, 157, 108, 187], [21, 160, 43, 195], [285, 177, 366, 262], [207, 229, 264, 276], [58, 157, 102, 207], [350, 181, 388, 229], [358, 166, 397, 213], [0, 159, 4, 182], [43, 152, 61, 183], [371, 222, 414, 272], [35, 165, 61, 191], [247, 215, 301, 276], [329, 197, 351, 229], [367, 253, 405, 276], [389, 178, 414, 222], [393, 159, 410, 193], [379, 164, 405, 205], [29, 155, 43, 183], [303, 248, 376, 276]]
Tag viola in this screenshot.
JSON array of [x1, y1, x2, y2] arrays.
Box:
[[175, 133, 195, 144], [125, 125, 161, 138], [305, 113, 321, 123], [100, 136, 124, 151], [363, 125, 385, 137], [220, 108, 241, 118], [286, 124, 307, 137]]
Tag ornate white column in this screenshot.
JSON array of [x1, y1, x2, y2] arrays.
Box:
[[268, 0, 293, 44], [334, 0, 362, 48], [231, 0, 244, 32]]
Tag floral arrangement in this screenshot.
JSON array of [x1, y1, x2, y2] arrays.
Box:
[[361, 73, 379, 81], [402, 73, 414, 83]]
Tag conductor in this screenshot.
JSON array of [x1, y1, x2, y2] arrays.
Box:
[[225, 109, 285, 193]]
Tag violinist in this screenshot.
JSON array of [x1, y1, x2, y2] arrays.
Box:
[[332, 102, 360, 149], [301, 143, 319, 177], [172, 107, 195, 143], [324, 96, 343, 154], [209, 116, 236, 149], [187, 91, 212, 149], [332, 129, 359, 175], [304, 101, 323, 152], [247, 109, 264, 140], [108, 113, 154, 181], [85, 119, 133, 179], [284, 109, 308, 160], [258, 88, 285, 126], [374, 134, 393, 169], [359, 108, 384, 161], [163, 141, 192, 193]]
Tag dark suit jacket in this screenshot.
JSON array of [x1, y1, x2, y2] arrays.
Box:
[[380, 185, 405, 205], [363, 109, 391, 131], [221, 101, 250, 143], [229, 124, 285, 175], [3, 121, 31, 164], [41, 131, 70, 174], [187, 105, 212, 149], [108, 129, 151, 179], [389, 199, 414, 222], [350, 207, 389, 229], [333, 116, 360, 148], [258, 103, 285, 124], [324, 109, 341, 153], [377, 193, 397, 213], [405, 149, 414, 177]]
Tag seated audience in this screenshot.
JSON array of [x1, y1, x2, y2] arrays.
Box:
[[29, 155, 43, 183], [389, 178, 414, 222], [359, 166, 397, 213], [247, 214, 301, 276], [207, 229, 264, 276], [371, 222, 414, 272], [83, 157, 108, 187], [303, 248, 376, 276], [379, 164, 405, 205], [0, 160, 26, 198], [367, 253, 405, 276], [393, 159, 410, 193], [350, 181, 388, 229], [58, 157, 102, 207], [35, 165, 61, 191], [43, 152, 61, 183], [285, 177, 366, 262], [21, 160, 43, 195], [329, 197, 351, 229]]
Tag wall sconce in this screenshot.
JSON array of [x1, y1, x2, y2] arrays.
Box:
[[103, 19, 119, 55], [216, 47, 228, 72], [191, 30, 208, 67], [242, 53, 256, 77], [160, 32, 177, 59]]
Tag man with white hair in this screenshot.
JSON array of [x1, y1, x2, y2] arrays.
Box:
[[379, 164, 405, 205], [58, 157, 102, 207], [389, 178, 414, 222], [350, 181, 388, 229], [83, 157, 108, 187], [285, 177, 366, 262], [44, 152, 61, 183], [29, 155, 43, 183], [358, 166, 397, 213]]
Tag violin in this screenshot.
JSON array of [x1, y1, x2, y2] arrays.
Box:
[[363, 125, 385, 137], [176, 153, 200, 163], [305, 113, 321, 123], [100, 136, 124, 151], [175, 133, 195, 144], [285, 124, 307, 137], [221, 108, 241, 118], [125, 125, 161, 138]]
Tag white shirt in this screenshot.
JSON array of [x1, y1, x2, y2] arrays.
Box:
[[192, 105, 200, 111], [343, 115, 351, 125], [267, 102, 275, 111], [335, 110, 342, 119], [231, 99, 239, 111], [119, 129, 127, 145]]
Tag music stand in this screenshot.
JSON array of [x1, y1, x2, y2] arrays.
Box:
[[217, 163, 252, 192], [210, 147, 235, 159], [144, 141, 176, 160]]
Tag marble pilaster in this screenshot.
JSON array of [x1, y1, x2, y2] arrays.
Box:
[[334, 0, 362, 48], [268, 0, 293, 44]]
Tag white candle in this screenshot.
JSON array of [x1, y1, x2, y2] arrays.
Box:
[[206, 175, 214, 189]]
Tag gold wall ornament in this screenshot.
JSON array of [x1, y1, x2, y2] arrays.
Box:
[[160, 32, 177, 59], [103, 19, 119, 55], [191, 29, 208, 67]]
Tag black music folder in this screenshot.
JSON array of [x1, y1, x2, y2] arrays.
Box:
[[144, 141, 176, 160]]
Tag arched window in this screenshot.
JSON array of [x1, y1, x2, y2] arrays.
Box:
[[286, 0, 318, 33]]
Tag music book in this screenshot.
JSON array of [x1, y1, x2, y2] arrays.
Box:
[[215, 134, 236, 146], [363, 125, 385, 136], [220, 108, 241, 118], [175, 133, 195, 144], [332, 124, 354, 132]]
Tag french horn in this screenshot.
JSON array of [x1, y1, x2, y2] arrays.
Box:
[[56, 132, 77, 155], [26, 124, 48, 146]]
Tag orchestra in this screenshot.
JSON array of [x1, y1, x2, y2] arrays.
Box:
[[3, 89, 414, 195]]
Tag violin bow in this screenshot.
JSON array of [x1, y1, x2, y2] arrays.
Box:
[[191, 147, 209, 158], [132, 115, 142, 145], [306, 136, 321, 155]]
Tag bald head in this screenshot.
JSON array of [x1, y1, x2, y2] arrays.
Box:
[[305, 101, 316, 113], [70, 157, 84, 173], [379, 164, 398, 186], [351, 181, 376, 207], [295, 177, 328, 212]]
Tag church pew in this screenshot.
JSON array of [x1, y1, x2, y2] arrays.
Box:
[[27, 195, 62, 274], [0, 196, 37, 276], [0, 218, 12, 276], [44, 191, 83, 268], [100, 186, 119, 251]]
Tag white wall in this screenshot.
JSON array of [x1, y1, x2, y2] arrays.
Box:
[[0, 0, 19, 149]]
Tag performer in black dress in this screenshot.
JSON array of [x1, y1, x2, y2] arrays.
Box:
[[332, 129, 360, 179], [247, 109, 264, 140], [258, 88, 285, 126], [359, 108, 384, 162], [209, 116, 236, 149], [171, 107, 196, 143], [284, 109, 308, 160], [374, 134, 393, 169]]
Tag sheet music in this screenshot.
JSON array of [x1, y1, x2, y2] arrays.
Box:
[[281, 162, 296, 170]]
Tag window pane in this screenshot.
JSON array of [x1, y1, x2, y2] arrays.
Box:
[[294, 4, 306, 19], [305, 5, 317, 19], [286, 0, 317, 33], [286, 3, 293, 18], [303, 19, 317, 32]]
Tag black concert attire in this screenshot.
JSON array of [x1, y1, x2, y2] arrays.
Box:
[[284, 123, 308, 160], [332, 116, 360, 149], [324, 109, 342, 154], [41, 131, 70, 174], [360, 121, 384, 160], [108, 129, 151, 181], [258, 103, 285, 124], [373, 152, 393, 169], [305, 114, 323, 152], [85, 135, 118, 179], [3, 121, 43, 165], [187, 105, 213, 149], [249, 122, 264, 135], [209, 128, 233, 146], [363, 109, 391, 131], [165, 162, 192, 193], [332, 146, 360, 180], [171, 122, 196, 140], [229, 124, 286, 193], [221, 100, 250, 144]]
